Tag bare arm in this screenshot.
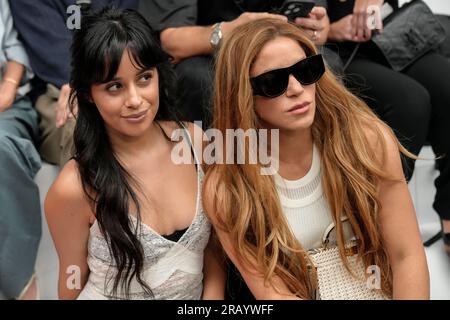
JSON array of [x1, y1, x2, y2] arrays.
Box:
[[372, 124, 430, 299], [0, 0, 31, 112], [161, 12, 287, 63], [202, 174, 301, 300], [0, 61, 24, 112], [44, 160, 94, 300], [161, 26, 213, 64]]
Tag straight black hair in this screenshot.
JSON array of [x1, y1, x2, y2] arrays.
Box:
[[69, 7, 180, 298]]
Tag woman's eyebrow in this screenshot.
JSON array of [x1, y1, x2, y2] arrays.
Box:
[[136, 69, 151, 76], [106, 76, 121, 83], [101, 68, 153, 84], [259, 56, 307, 74]]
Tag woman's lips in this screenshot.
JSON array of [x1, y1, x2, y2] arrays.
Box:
[[287, 102, 311, 114], [122, 109, 149, 122]]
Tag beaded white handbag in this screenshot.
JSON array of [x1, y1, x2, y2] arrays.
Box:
[[308, 221, 390, 300]]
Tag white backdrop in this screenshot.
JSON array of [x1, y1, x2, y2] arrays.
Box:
[[399, 0, 450, 14]]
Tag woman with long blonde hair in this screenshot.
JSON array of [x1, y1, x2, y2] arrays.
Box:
[[203, 18, 429, 299]]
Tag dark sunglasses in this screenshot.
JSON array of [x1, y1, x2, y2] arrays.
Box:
[[251, 54, 325, 98]]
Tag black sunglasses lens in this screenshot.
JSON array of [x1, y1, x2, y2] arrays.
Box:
[[251, 55, 324, 98], [253, 70, 288, 98], [293, 55, 325, 85]]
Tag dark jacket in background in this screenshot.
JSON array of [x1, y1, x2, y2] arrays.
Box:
[[9, 0, 138, 89], [139, 0, 328, 32]]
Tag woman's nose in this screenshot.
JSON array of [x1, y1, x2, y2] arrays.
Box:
[[125, 85, 143, 108], [286, 74, 305, 97]]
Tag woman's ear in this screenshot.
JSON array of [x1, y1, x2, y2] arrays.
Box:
[[74, 89, 91, 104], [82, 90, 94, 104]]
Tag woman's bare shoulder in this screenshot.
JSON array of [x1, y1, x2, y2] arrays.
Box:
[[361, 120, 405, 179], [48, 160, 84, 199], [362, 120, 400, 156], [45, 159, 93, 224]]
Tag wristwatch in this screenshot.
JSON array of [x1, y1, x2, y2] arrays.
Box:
[[210, 22, 223, 49]]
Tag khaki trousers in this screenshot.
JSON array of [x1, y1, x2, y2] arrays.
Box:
[[35, 84, 75, 166]]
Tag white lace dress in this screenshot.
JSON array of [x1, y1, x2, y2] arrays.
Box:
[[77, 128, 211, 300]]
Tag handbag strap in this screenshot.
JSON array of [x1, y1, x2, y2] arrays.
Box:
[[343, 43, 361, 71], [321, 216, 358, 249]]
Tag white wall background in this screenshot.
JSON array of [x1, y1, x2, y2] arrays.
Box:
[[399, 0, 450, 15]]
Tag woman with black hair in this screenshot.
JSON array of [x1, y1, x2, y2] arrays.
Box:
[[44, 8, 224, 300]]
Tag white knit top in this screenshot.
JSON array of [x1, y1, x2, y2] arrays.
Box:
[[275, 145, 353, 250]]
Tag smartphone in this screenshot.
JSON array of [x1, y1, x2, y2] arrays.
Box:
[[278, 1, 315, 22]]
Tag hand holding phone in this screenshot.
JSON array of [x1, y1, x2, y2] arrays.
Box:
[[278, 1, 315, 22], [293, 5, 330, 44]]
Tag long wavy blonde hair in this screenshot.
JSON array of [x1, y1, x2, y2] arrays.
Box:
[[205, 18, 410, 299]]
